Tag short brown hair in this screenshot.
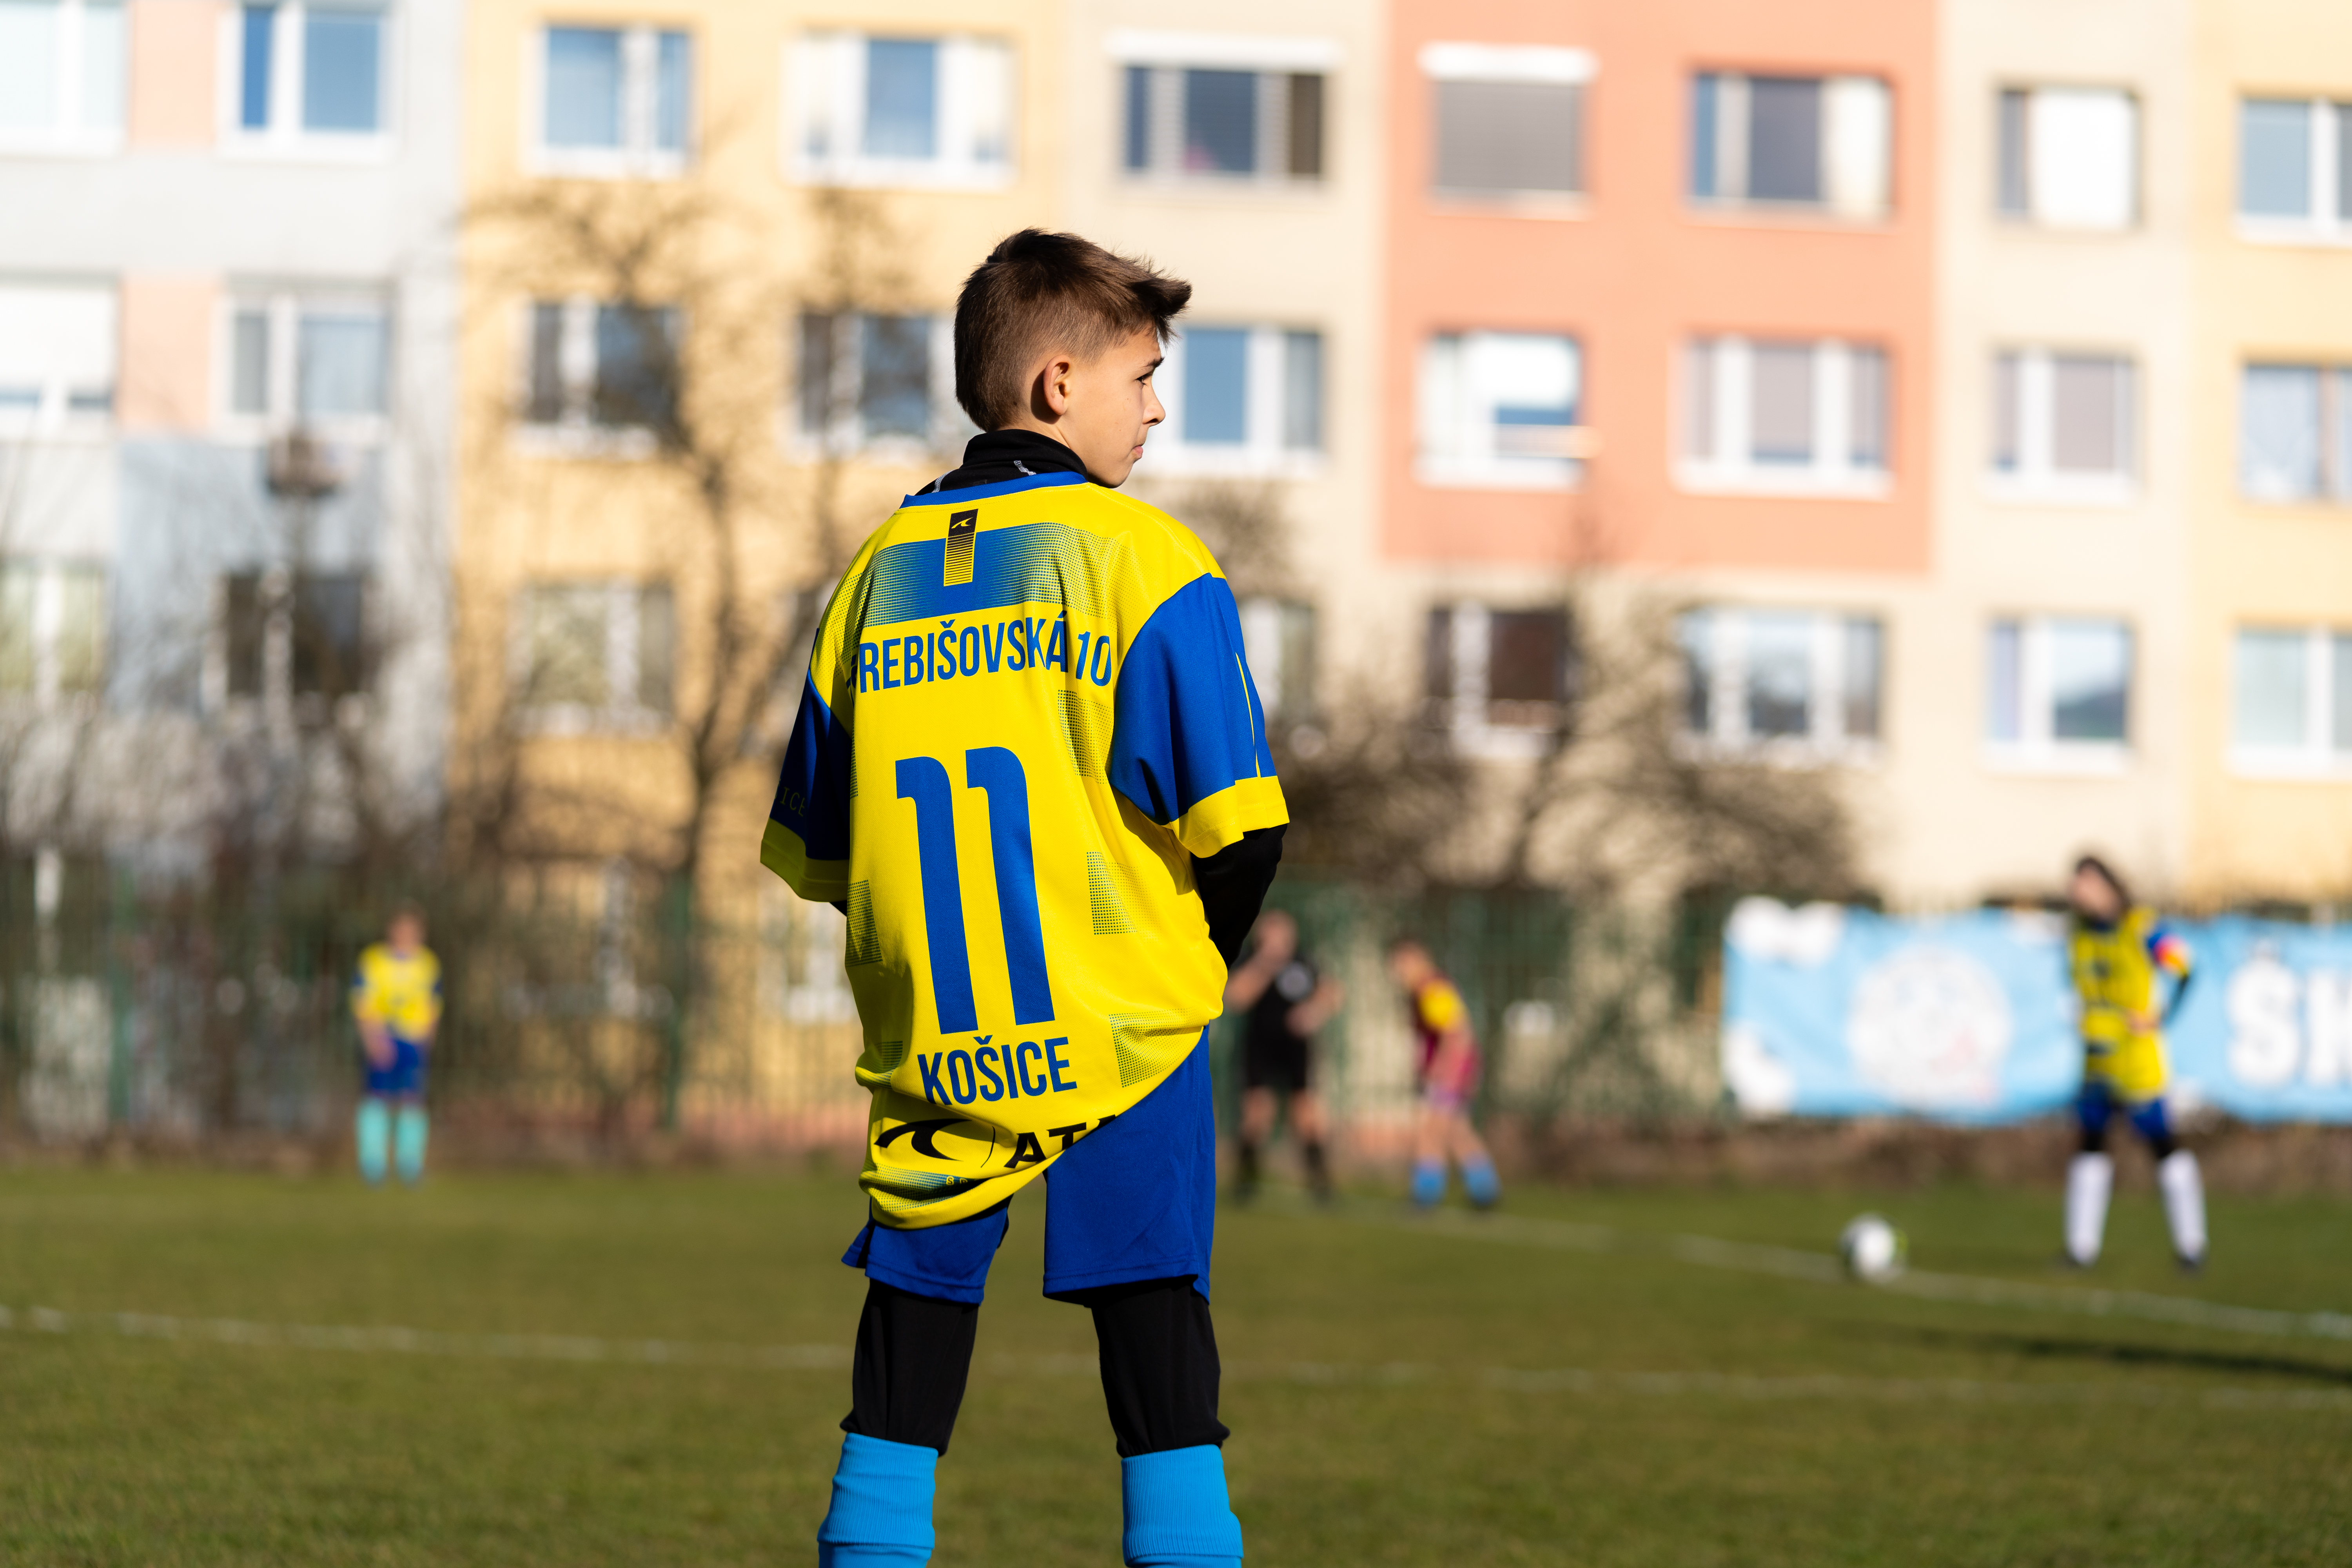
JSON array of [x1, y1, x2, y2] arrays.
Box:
[[954, 230, 1192, 429]]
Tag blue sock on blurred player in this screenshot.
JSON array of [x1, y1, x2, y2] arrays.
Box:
[[394, 1105, 428, 1185], [817, 1432, 936, 1566], [1462, 1154, 1500, 1208], [1122, 1444, 1243, 1568], [356, 1099, 390, 1185], [1411, 1159, 1445, 1207]]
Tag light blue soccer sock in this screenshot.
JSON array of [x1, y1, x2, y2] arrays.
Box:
[[1462, 1154, 1500, 1207], [817, 1432, 936, 1566], [1122, 1444, 1243, 1568], [394, 1105, 429, 1185], [1410, 1159, 1446, 1207], [355, 1099, 390, 1185]]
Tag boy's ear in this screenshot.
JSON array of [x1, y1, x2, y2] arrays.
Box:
[[1031, 351, 1077, 421]]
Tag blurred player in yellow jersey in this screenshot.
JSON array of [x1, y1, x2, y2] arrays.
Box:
[[2063, 855, 2205, 1272], [1385, 937, 1500, 1211], [350, 904, 440, 1186]]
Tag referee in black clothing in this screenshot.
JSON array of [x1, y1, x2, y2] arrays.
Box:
[[1224, 909, 1344, 1202]]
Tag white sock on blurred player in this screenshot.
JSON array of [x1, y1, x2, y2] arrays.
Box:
[[2065, 1152, 2112, 1265], [2158, 1150, 2206, 1264]]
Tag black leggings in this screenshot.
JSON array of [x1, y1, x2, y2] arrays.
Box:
[[841, 1276, 1228, 1458]]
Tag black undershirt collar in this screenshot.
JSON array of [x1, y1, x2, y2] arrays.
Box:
[[912, 429, 1092, 497]]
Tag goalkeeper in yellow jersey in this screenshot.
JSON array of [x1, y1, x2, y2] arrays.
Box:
[[350, 904, 439, 1186], [2062, 855, 2205, 1273], [762, 231, 1284, 1568]]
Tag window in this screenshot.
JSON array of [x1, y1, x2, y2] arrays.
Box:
[[220, 568, 367, 708], [2240, 363, 2352, 503], [535, 24, 690, 176], [1422, 42, 1592, 200], [2232, 626, 2352, 776], [1986, 616, 2131, 768], [1995, 87, 2137, 230], [1140, 323, 1323, 475], [790, 32, 1013, 188], [515, 582, 675, 731], [1426, 602, 1573, 754], [1680, 336, 1889, 495], [523, 299, 680, 443], [1990, 348, 2135, 501], [223, 290, 389, 432], [0, 561, 104, 702], [1691, 71, 1890, 218], [1678, 607, 1882, 757], [1112, 30, 1332, 183], [796, 312, 962, 454], [1238, 597, 1316, 728], [0, 283, 115, 435], [1417, 331, 1583, 489], [2238, 98, 2352, 237], [0, 0, 123, 152], [226, 2, 389, 151]]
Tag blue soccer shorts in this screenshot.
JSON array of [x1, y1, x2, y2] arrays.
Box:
[[364, 1037, 426, 1098], [842, 1035, 1218, 1305]]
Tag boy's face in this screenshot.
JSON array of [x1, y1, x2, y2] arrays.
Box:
[[1029, 326, 1166, 486], [2069, 867, 2122, 923], [389, 915, 424, 954]]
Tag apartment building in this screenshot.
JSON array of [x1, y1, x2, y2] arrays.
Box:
[[1, 0, 463, 866], [1380, 0, 1936, 886], [2185, 0, 2352, 900]]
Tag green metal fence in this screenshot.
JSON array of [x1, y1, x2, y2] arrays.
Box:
[[0, 860, 1722, 1152]]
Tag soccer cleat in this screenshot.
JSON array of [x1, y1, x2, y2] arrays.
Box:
[[2176, 1250, 2206, 1277]]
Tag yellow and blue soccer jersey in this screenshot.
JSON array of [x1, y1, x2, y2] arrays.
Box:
[[762, 470, 1287, 1229], [2069, 906, 2191, 1102], [352, 943, 441, 1043]]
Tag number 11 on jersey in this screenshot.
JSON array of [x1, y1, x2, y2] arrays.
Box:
[[895, 748, 1056, 1034]]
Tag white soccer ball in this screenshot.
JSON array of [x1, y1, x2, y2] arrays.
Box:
[[1839, 1213, 1907, 1283]]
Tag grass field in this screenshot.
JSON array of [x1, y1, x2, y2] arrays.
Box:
[[4, 1164, 2350, 1566]]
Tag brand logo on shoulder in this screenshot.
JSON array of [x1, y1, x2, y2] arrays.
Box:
[[944, 508, 978, 586]]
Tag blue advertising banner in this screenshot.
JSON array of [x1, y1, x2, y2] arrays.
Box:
[[1721, 901, 2352, 1124]]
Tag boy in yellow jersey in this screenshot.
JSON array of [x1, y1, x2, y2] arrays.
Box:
[[350, 905, 440, 1186], [2062, 855, 2206, 1272], [763, 231, 1284, 1568]]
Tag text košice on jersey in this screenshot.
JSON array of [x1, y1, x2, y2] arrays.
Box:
[[761, 472, 1287, 1229]]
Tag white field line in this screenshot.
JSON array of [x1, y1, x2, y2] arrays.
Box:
[[2, 1303, 2344, 1412], [1343, 1207, 2352, 1343]]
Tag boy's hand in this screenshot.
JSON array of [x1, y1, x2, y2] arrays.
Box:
[[359, 1022, 394, 1069]]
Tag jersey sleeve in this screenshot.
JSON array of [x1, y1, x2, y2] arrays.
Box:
[[1417, 981, 1466, 1034], [350, 951, 380, 1020], [1107, 572, 1288, 858], [762, 585, 861, 903]]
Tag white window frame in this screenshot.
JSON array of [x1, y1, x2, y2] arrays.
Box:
[[509, 580, 674, 736], [1431, 601, 1572, 761], [1136, 322, 1323, 480], [0, 0, 127, 155], [1996, 85, 2140, 232], [214, 288, 392, 443], [201, 565, 374, 718], [1109, 29, 1339, 188], [1677, 336, 1891, 498], [1984, 615, 2133, 775], [1416, 330, 1587, 492], [1420, 41, 1596, 209], [787, 31, 1015, 191], [216, 0, 397, 163], [0, 280, 118, 439], [0, 559, 107, 706], [2229, 625, 2352, 779], [523, 22, 691, 180], [2236, 97, 2352, 246], [2239, 361, 2352, 505], [515, 296, 681, 458], [1680, 606, 1883, 764], [1986, 347, 2137, 507], [1692, 71, 1891, 220], [791, 310, 962, 459]]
